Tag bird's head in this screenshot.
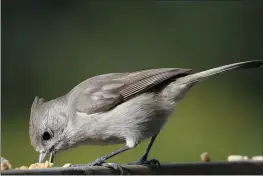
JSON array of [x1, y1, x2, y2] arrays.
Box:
[[29, 96, 72, 163]]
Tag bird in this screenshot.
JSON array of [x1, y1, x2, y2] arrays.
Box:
[[29, 60, 262, 167]]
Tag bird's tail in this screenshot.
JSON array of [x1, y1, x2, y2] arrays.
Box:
[[177, 60, 262, 85]]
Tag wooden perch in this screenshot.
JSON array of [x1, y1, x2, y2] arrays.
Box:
[[2, 161, 263, 175]]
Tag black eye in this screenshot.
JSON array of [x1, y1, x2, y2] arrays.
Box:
[[42, 131, 52, 141]]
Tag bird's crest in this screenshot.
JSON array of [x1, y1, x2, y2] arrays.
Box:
[[31, 96, 45, 110]]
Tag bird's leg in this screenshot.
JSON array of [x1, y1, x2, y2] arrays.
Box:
[[89, 145, 131, 165], [130, 133, 160, 166], [72, 145, 132, 173]]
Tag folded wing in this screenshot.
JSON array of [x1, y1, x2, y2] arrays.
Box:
[[73, 68, 193, 114]]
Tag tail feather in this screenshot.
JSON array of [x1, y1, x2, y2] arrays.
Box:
[[177, 60, 262, 85]]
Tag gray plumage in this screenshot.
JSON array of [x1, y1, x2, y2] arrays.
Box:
[[29, 60, 262, 163]]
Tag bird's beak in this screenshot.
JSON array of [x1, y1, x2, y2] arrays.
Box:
[[38, 152, 47, 163], [49, 150, 55, 163], [38, 149, 56, 163]]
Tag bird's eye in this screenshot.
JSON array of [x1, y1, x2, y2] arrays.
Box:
[[42, 131, 52, 141]]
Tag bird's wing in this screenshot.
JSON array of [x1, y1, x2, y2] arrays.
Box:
[[73, 68, 193, 114]]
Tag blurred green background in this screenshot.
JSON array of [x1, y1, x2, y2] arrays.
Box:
[[2, 1, 263, 167]]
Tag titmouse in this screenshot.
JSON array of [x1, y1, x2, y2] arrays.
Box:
[[29, 60, 262, 166]]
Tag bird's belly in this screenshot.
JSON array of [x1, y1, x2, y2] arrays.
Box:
[[103, 93, 175, 145], [78, 136, 125, 146], [73, 93, 176, 148]]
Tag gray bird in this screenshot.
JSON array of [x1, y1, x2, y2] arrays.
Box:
[[29, 60, 262, 166]]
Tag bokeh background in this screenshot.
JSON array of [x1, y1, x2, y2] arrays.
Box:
[[2, 0, 263, 167]]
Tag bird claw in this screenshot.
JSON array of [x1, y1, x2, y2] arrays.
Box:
[[70, 160, 124, 174], [142, 159, 161, 167], [102, 163, 124, 175], [129, 158, 161, 167]]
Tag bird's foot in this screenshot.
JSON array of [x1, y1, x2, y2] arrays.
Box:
[[70, 158, 124, 174], [71, 157, 105, 167], [102, 163, 124, 174], [129, 158, 161, 167]]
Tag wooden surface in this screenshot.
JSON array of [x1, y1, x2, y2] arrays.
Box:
[[2, 161, 263, 175]]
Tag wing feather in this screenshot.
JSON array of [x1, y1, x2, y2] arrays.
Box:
[[73, 68, 193, 114], [119, 68, 192, 99]]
